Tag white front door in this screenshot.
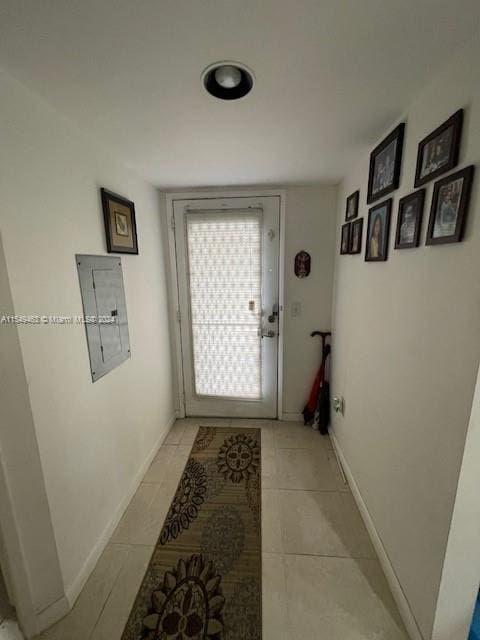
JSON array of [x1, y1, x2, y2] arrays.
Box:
[[173, 196, 280, 418]]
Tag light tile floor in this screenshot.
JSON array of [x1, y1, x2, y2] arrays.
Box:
[[37, 419, 408, 640]]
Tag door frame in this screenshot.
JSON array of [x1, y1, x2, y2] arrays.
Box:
[[165, 189, 286, 420]]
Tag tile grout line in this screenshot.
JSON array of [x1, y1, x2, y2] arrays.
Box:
[[266, 550, 380, 561], [87, 545, 133, 640], [264, 487, 350, 493], [109, 542, 155, 548], [278, 550, 292, 637]]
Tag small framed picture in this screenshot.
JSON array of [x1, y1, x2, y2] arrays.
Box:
[[340, 223, 351, 255], [345, 190, 359, 221], [365, 199, 392, 262], [367, 123, 405, 204], [414, 109, 463, 187], [349, 218, 363, 254], [426, 166, 475, 245], [394, 190, 425, 250], [101, 188, 138, 255]]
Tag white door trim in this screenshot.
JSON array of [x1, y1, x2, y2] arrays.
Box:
[[165, 189, 286, 420]]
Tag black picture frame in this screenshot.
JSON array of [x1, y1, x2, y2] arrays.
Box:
[[101, 188, 139, 255], [349, 218, 363, 254], [367, 123, 405, 204], [426, 166, 474, 246], [394, 190, 425, 250], [365, 199, 392, 262], [414, 109, 463, 187], [345, 190, 359, 221], [340, 223, 351, 255]]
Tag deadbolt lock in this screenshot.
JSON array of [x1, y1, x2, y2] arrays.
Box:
[[268, 303, 279, 323]]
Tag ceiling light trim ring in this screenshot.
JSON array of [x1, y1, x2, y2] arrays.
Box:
[[201, 60, 255, 101]]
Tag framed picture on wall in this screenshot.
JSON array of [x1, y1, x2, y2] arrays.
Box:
[[365, 199, 392, 262], [345, 190, 359, 221], [101, 188, 139, 254], [340, 223, 351, 255], [349, 218, 363, 254], [394, 189, 425, 249], [367, 123, 405, 204], [425, 166, 474, 245], [414, 109, 463, 187]]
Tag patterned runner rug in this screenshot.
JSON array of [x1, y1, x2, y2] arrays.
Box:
[[121, 426, 262, 640]]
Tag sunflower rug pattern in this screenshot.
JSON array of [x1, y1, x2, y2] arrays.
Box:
[[121, 427, 261, 640]]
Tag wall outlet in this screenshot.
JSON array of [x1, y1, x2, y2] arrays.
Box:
[[332, 396, 344, 415], [291, 302, 301, 317]]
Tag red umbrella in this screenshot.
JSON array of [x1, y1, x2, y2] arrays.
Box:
[[302, 331, 331, 434]]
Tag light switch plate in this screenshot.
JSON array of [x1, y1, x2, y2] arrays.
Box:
[[291, 302, 301, 317]]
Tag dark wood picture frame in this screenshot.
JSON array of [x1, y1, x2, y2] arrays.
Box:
[[394, 189, 425, 250], [367, 123, 405, 204], [340, 223, 351, 255], [345, 190, 359, 221], [414, 109, 463, 187], [101, 188, 139, 255], [426, 166, 474, 245], [365, 199, 392, 262], [349, 218, 363, 254]]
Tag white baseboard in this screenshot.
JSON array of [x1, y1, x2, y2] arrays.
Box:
[[64, 412, 177, 609], [280, 412, 304, 422], [35, 594, 70, 635], [329, 428, 424, 640]]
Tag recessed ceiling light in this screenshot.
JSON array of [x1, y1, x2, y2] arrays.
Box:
[[202, 61, 255, 100]]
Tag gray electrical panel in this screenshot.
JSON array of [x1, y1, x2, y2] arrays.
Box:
[[76, 255, 131, 382]]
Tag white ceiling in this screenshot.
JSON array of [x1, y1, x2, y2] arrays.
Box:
[[0, 0, 479, 188]]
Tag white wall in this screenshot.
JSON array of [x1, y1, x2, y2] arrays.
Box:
[[283, 186, 337, 416], [0, 67, 175, 615], [331, 33, 480, 640], [0, 234, 65, 634], [432, 365, 480, 640], [164, 185, 337, 418]]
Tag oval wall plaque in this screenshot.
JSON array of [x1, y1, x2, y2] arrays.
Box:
[[294, 250, 311, 278]]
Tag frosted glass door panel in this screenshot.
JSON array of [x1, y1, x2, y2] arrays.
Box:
[[187, 214, 261, 399]]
